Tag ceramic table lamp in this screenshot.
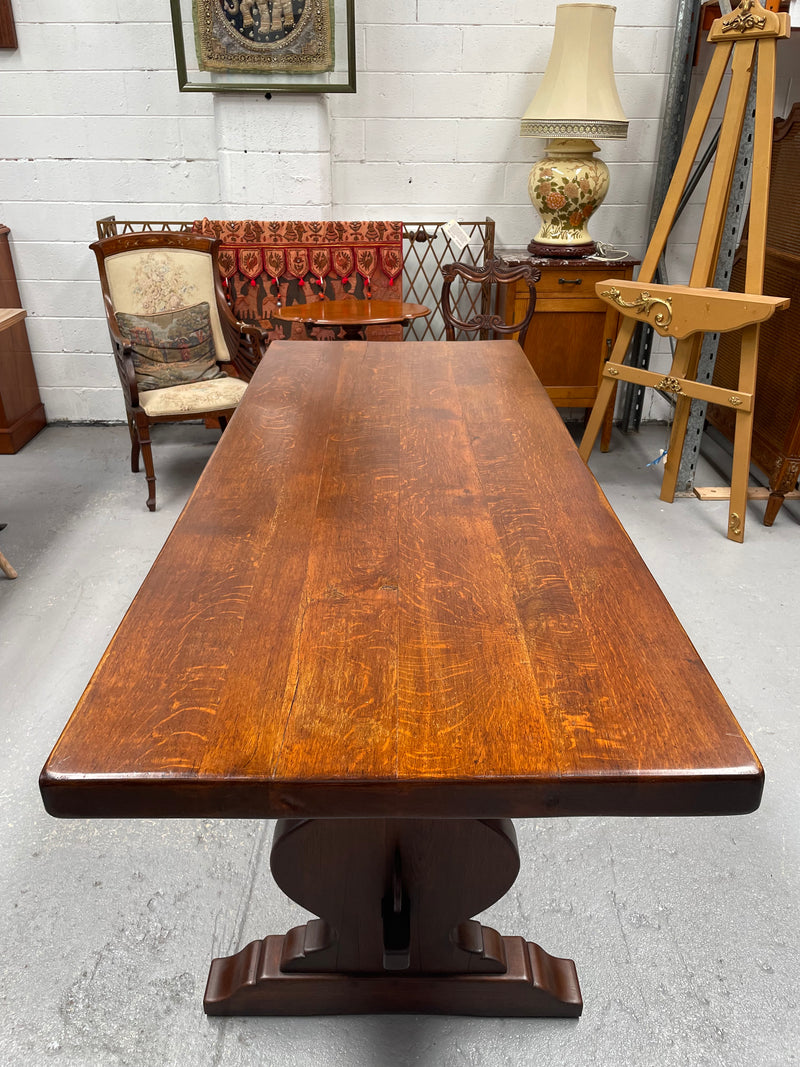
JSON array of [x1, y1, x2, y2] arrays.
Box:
[[521, 3, 628, 257]]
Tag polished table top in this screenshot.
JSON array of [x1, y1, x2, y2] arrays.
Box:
[[40, 340, 762, 821], [273, 297, 430, 328]]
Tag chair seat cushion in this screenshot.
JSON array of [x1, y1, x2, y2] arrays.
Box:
[[138, 375, 247, 418], [116, 302, 225, 391]]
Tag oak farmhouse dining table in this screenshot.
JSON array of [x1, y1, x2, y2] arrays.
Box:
[[40, 338, 763, 1017]]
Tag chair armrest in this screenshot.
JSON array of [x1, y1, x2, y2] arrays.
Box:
[[231, 322, 268, 381], [216, 292, 268, 380], [106, 319, 141, 409]]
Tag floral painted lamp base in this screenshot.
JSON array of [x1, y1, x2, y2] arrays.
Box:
[[527, 138, 610, 259]]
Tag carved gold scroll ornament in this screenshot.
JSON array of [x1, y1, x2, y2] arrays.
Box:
[[722, 1, 767, 34], [601, 287, 673, 330]]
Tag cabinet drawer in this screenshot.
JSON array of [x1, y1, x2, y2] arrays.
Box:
[[533, 270, 597, 296], [534, 294, 608, 313]]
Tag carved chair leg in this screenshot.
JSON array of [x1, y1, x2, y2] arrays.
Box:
[[128, 416, 140, 473], [134, 413, 157, 512], [764, 491, 785, 527], [763, 457, 798, 526]]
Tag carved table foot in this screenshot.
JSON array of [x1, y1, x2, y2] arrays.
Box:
[[205, 933, 581, 1016], [204, 817, 582, 1018]]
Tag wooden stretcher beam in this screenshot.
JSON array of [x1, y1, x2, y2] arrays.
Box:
[[600, 362, 754, 411], [694, 487, 800, 501]]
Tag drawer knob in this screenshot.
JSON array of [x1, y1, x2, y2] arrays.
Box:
[[558, 278, 583, 285]]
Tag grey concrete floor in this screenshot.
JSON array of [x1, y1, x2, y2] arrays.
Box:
[[1, 421, 798, 1067]]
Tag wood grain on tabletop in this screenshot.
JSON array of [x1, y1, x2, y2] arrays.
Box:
[[40, 339, 763, 819]]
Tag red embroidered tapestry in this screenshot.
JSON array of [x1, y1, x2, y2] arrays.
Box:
[[192, 219, 404, 342]]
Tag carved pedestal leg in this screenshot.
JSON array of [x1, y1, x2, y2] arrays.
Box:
[[204, 818, 582, 1017], [340, 324, 367, 340]]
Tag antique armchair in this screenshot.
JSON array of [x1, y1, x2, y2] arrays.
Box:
[[90, 231, 267, 511], [440, 258, 540, 346]]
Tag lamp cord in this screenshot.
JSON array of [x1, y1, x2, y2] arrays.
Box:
[[585, 242, 630, 261]]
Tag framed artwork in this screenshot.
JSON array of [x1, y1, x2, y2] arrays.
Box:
[[169, 0, 356, 94]]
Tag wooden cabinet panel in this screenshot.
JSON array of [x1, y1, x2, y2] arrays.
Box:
[[502, 254, 638, 451], [0, 225, 46, 453]]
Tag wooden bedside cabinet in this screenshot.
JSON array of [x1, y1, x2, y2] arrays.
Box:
[[501, 254, 639, 451]]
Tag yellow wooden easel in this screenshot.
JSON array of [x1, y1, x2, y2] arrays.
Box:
[[580, 0, 791, 542]]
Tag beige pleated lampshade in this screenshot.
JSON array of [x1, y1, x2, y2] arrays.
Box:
[[521, 4, 628, 140]]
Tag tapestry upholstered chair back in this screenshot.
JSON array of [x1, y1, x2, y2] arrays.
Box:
[[102, 241, 232, 365]]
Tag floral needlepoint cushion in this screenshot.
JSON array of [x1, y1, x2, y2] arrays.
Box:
[[116, 302, 225, 391]]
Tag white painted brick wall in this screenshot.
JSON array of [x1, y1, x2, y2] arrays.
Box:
[[330, 1, 682, 261], [1, 3, 797, 423], [2, 5, 218, 420]]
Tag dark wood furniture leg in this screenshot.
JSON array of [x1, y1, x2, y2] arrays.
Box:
[[299, 322, 367, 341], [128, 417, 140, 474], [763, 456, 800, 526], [133, 412, 156, 512], [340, 324, 367, 340], [204, 817, 582, 1017]]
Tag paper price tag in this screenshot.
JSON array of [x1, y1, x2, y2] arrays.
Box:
[[442, 220, 471, 251]]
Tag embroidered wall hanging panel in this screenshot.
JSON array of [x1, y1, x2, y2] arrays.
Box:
[[169, 0, 355, 94], [192, 220, 404, 342], [192, 0, 334, 74]]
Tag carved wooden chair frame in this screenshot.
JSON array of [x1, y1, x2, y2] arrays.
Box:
[[440, 258, 540, 347]]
